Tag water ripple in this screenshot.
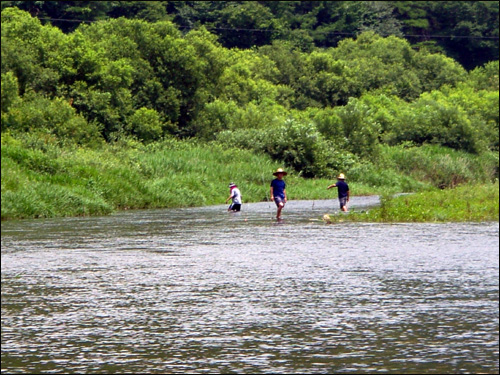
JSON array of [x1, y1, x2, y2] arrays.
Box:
[[2, 200, 498, 374]]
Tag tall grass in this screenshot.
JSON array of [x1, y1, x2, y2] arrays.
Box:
[[1, 134, 297, 219], [2, 132, 498, 220], [324, 182, 499, 223], [377, 144, 499, 188]]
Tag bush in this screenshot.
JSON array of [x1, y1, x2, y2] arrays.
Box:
[[217, 119, 359, 178], [387, 89, 495, 154], [2, 92, 103, 145], [127, 107, 163, 143]]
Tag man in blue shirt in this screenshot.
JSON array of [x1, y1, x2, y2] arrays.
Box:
[[327, 173, 350, 212], [270, 168, 288, 221]]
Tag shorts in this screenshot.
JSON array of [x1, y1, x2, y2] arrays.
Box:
[[274, 196, 286, 207], [339, 197, 348, 209], [229, 203, 241, 212]]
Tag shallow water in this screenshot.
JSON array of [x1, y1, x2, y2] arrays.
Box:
[[2, 198, 499, 374]]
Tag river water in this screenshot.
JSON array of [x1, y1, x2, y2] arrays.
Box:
[[1, 198, 499, 374]]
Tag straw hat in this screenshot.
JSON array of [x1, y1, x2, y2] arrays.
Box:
[[337, 173, 345, 179], [273, 168, 288, 176]]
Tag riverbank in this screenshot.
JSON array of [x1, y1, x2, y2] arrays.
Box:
[[2, 134, 498, 221], [323, 182, 499, 223], [0, 135, 417, 221]]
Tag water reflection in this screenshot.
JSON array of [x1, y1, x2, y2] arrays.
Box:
[[2, 198, 499, 374]]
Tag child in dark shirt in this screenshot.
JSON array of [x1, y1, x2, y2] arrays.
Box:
[[327, 173, 350, 212], [270, 168, 288, 221]]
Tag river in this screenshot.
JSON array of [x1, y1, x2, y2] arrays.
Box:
[[1, 197, 499, 374]]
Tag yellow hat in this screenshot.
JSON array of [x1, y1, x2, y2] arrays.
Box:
[[273, 168, 288, 176], [337, 173, 345, 179]]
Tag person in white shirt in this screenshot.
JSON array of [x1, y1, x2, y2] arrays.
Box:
[[225, 183, 242, 211]]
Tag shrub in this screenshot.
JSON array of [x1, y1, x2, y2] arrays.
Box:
[[127, 107, 163, 143], [2, 92, 103, 145], [217, 119, 359, 178]]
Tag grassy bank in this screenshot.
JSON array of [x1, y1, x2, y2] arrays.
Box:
[[323, 182, 499, 223], [1, 134, 384, 220], [2, 133, 498, 221]]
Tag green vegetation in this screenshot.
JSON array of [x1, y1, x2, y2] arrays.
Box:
[[2, 1, 498, 70], [2, 131, 497, 221], [1, 134, 273, 219], [1, 6, 498, 221], [323, 182, 499, 223]]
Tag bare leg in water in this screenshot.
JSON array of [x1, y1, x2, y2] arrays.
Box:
[[276, 202, 284, 221]]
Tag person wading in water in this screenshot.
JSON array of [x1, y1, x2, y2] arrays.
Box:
[[226, 183, 242, 212], [327, 173, 350, 212], [270, 168, 288, 221]]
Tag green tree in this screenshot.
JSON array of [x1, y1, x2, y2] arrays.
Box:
[[467, 61, 499, 91], [334, 98, 382, 159], [412, 49, 467, 93], [127, 107, 163, 143], [1, 7, 44, 95], [107, 1, 169, 22], [358, 1, 404, 37], [77, 18, 204, 137], [1, 71, 19, 115], [429, 1, 499, 70], [389, 90, 491, 154], [216, 1, 277, 48], [1, 1, 113, 32], [3, 91, 102, 145]]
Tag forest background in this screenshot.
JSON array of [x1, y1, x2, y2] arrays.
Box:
[[1, 1, 499, 220]]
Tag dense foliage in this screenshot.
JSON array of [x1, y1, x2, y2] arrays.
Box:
[[2, 8, 498, 169], [1, 6, 499, 219], [2, 1, 498, 70]]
